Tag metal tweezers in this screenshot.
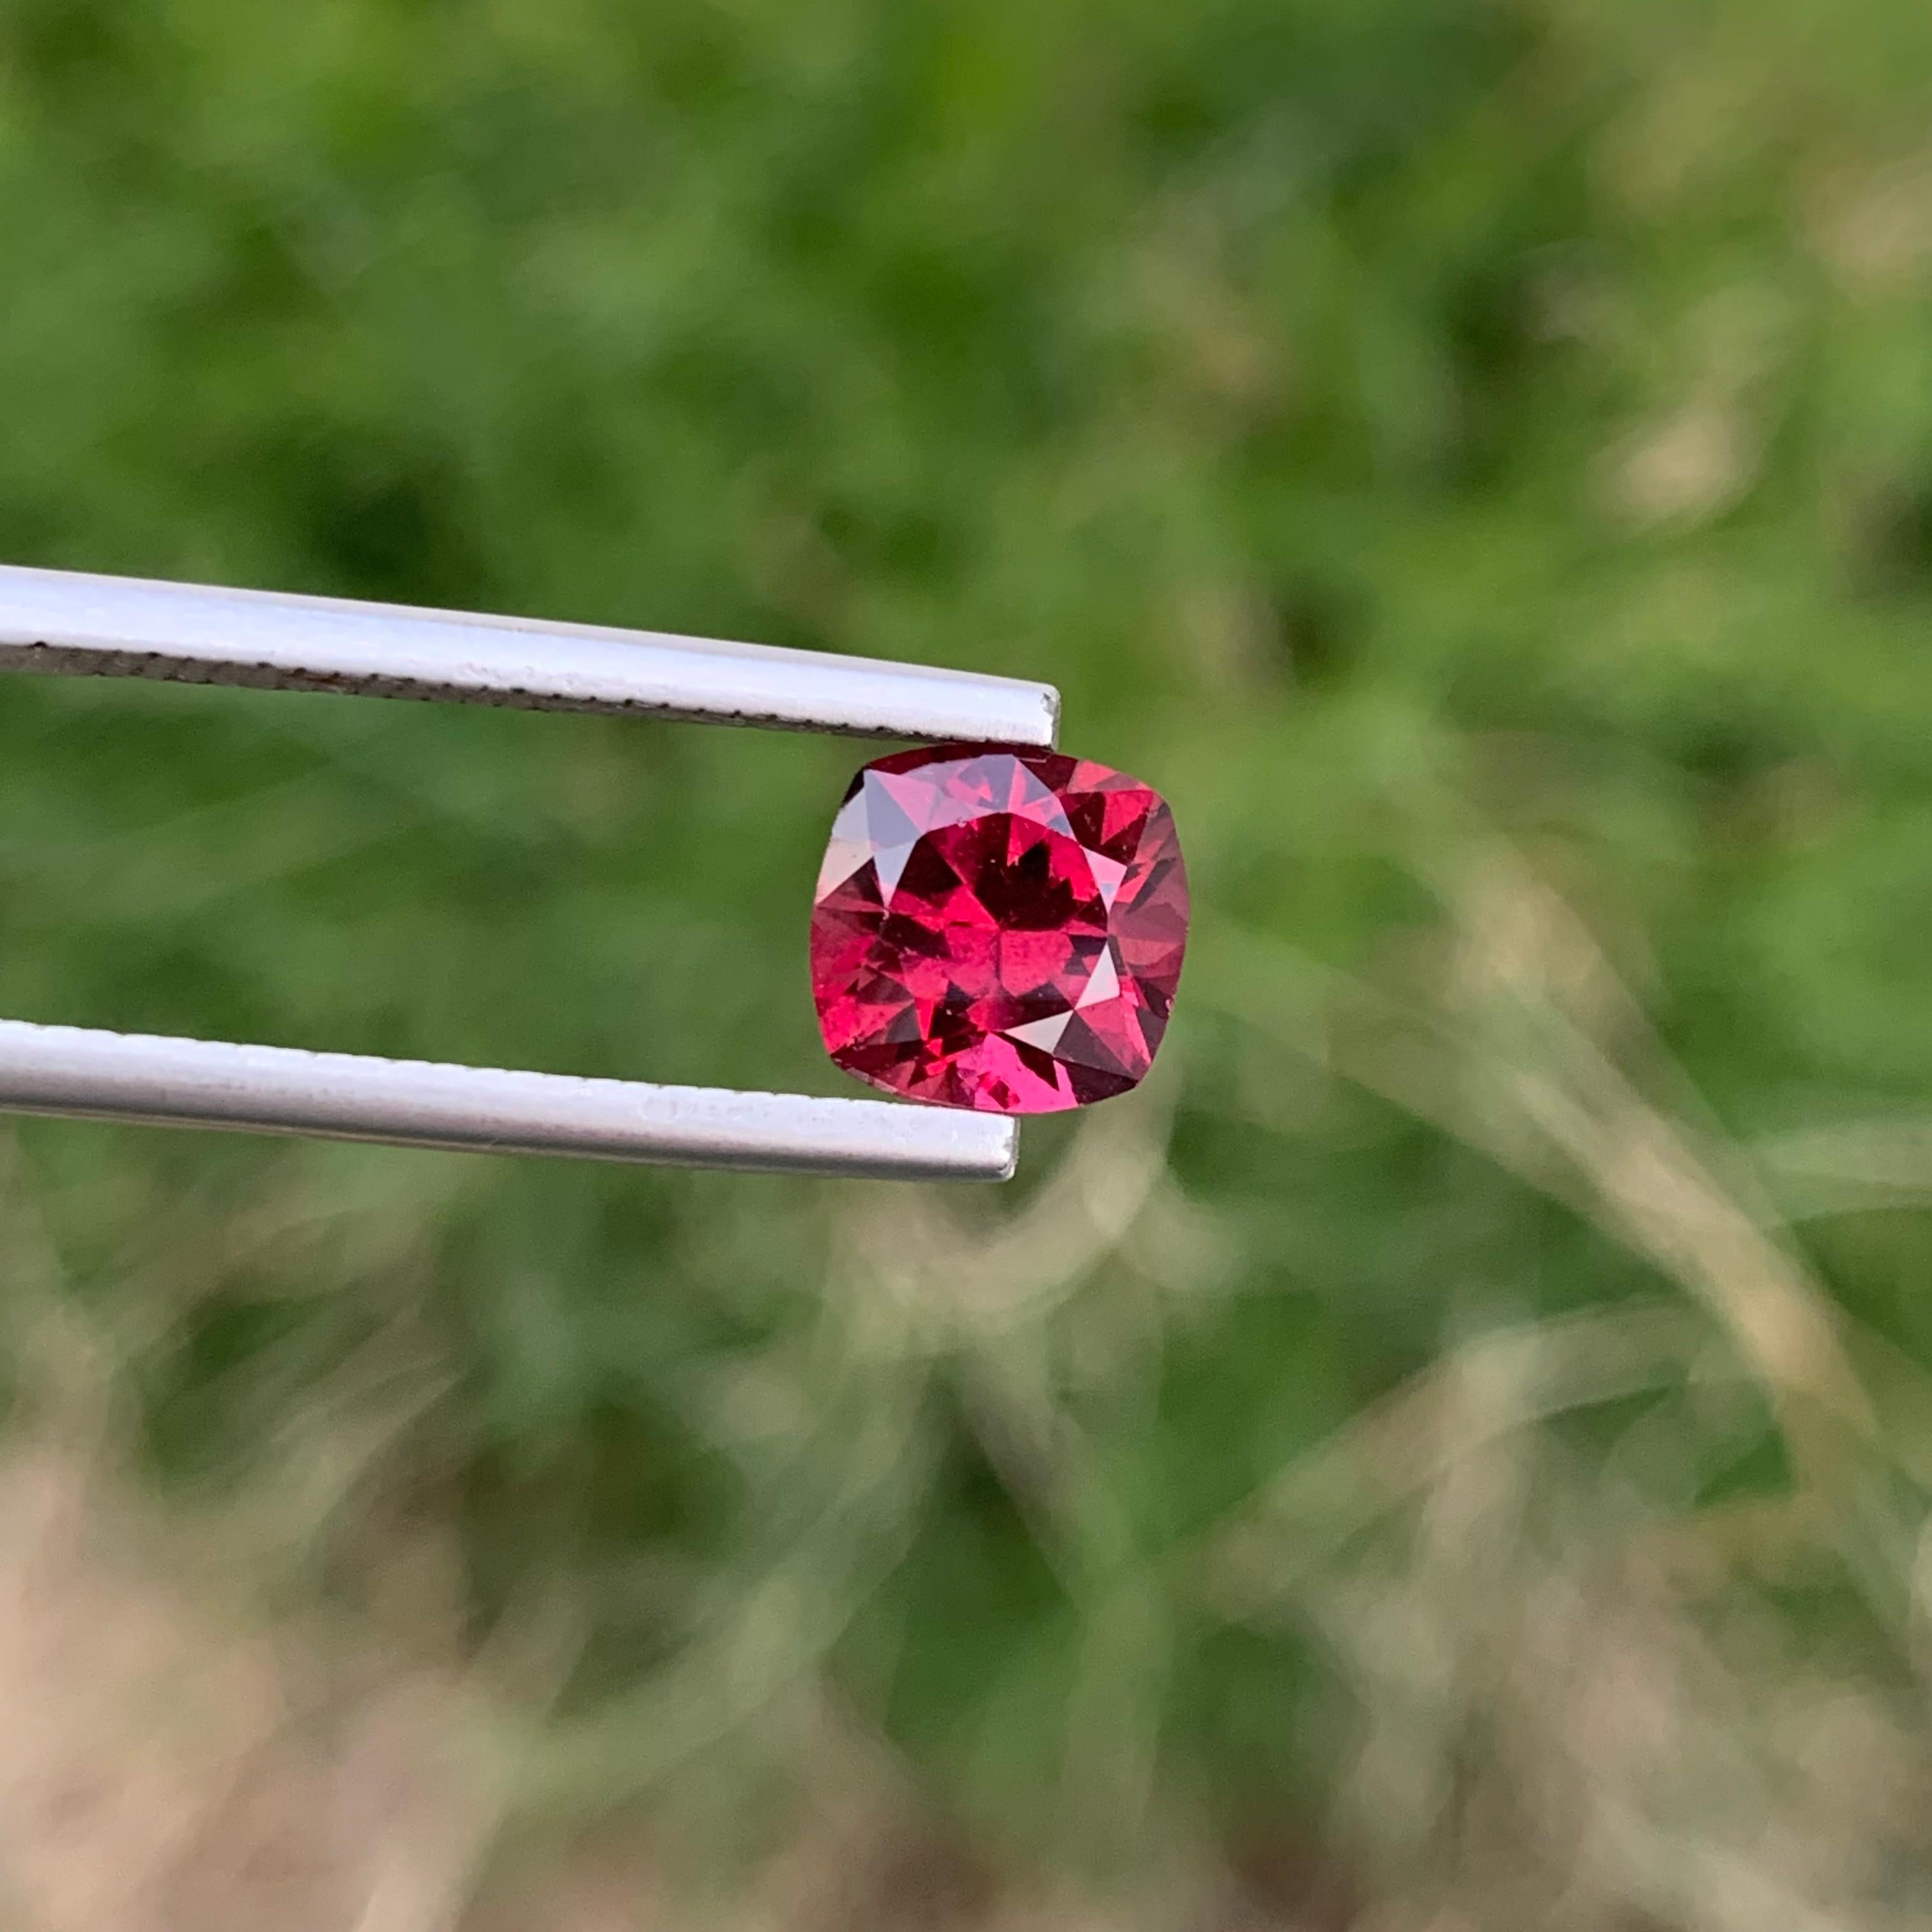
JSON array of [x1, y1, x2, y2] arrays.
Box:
[[0, 565, 1061, 1183]]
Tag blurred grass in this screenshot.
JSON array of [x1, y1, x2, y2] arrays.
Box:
[[6, 0, 1932, 1924]]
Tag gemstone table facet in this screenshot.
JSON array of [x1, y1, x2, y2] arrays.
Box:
[[810, 744, 1189, 1114]]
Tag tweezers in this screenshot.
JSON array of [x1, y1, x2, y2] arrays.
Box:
[[0, 565, 1062, 1182]]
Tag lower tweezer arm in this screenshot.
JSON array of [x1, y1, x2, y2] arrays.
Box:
[[0, 1020, 1015, 1181]]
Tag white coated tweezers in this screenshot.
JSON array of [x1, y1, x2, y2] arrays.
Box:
[[0, 565, 1062, 1183]]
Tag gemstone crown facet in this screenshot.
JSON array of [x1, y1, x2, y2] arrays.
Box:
[[809, 743, 1188, 1114]]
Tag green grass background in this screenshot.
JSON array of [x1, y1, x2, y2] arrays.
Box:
[[6, 0, 1932, 1922]]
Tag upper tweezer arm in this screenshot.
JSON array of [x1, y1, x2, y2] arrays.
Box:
[[0, 564, 1059, 743]]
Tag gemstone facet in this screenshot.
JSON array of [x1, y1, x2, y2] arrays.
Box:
[[810, 744, 1188, 1113]]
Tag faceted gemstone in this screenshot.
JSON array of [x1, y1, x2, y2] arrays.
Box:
[[810, 743, 1189, 1114]]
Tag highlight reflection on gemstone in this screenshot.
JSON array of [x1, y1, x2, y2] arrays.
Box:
[[809, 744, 1189, 1114]]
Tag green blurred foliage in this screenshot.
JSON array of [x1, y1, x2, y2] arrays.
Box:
[[6, 0, 1932, 1916]]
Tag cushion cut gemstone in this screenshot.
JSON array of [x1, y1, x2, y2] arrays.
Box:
[[810, 744, 1188, 1114]]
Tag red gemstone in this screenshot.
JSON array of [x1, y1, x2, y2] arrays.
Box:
[[810, 744, 1189, 1114]]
